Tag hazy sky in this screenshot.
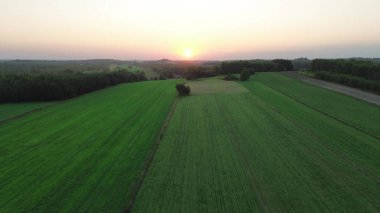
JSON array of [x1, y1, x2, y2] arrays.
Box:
[[1, 0, 380, 60]]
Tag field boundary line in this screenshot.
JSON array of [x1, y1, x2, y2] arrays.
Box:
[[260, 81, 380, 141], [0, 103, 57, 126], [124, 95, 179, 213], [251, 85, 380, 186]]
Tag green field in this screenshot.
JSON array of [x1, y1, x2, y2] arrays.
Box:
[[0, 102, 52, 122], [1, 73, 379, 212], [133, 75, 380, 212], [187, 79, 248, 95], [0, 81, 176, 212], [253, 73, 380, 138]]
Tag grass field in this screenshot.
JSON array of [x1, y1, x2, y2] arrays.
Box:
[[0, 102, 52, 122], [241, 74, 380, 177], [0, 80, 176, 212], [253, 73, 380, 138], [133, 75, 380, 212], [1, 73, 379, 212], [187, 79, 248, 95]]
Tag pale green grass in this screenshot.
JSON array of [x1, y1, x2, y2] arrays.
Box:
[[187, 79, 248, 95]]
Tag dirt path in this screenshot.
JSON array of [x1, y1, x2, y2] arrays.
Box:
[[283, 72, 380, 106]]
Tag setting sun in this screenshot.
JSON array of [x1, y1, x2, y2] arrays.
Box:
[[183, 48, 193, 59]]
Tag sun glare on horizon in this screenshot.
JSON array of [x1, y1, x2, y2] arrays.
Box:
[[183, 48, 193, 59]]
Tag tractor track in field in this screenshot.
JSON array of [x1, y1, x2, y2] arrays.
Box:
[[0, 103, 56, 125], [125, 95, 179, 213], [256, 83, 380, 186], [260, 81, 380, 141]]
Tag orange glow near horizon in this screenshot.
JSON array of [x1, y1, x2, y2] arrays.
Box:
[[0, 0, 380, 59]]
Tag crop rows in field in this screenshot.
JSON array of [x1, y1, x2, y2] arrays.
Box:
[[241, 78, 380, 180], [253, 73, 380, 138], [133, 75, 380, 212], [0, 80, 176, 212], [187, 79, 248, 95]]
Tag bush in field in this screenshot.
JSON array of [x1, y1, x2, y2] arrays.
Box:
[[175, 83, 191, 96], [223, 74, 239, 81], [240, 69, 251, 81]]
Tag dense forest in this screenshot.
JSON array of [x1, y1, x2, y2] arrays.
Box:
[[0, 60, 130, 74], [311, 59, 380, 93], [2, 58, 379, 102], [292, 58, 311, 71], [0, 70, 146, 103], [220, 59, 293, 75]]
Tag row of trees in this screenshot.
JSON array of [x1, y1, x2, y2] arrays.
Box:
[[0, 70, 146, 103], [311, 59, 380, 80], [315, 71, 380, 94], [310, 59, 380, 93], [220, 59, 293, 75], [0, 59, 126, 74], [183, 66, 219, 80]]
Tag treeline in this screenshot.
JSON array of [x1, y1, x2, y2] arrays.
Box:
[[184, 66, 219, 80], [311, 59, 380, 93], [0, 59, 127, 74], [311, 59, 380, 80], [0, 70, 146, 103], [314, 71, 380, 94], [292, 58, 311, 71], [220, 59, 293, 74]]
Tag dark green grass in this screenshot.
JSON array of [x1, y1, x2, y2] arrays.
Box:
[[253, 72, 380, 138], [0, 80, 176, 212], [0, 102, 51, 122], [134, 90, 380, 212]]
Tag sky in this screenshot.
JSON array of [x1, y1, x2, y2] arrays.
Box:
[[0, 0, 380, 60]]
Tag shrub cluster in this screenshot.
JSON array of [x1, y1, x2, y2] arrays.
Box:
[[240, 69, 251, 81], [223, 74, 239, 81], [175, 83, 191, 96]]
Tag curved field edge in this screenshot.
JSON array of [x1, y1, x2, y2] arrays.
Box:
[[252, 72, 380, 138], [0, 80, 177, 212], [133, 92, 380, 212]]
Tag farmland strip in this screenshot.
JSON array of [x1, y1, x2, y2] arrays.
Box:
[[261, 80, 380, 141], [125, 95, 178, 213]]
